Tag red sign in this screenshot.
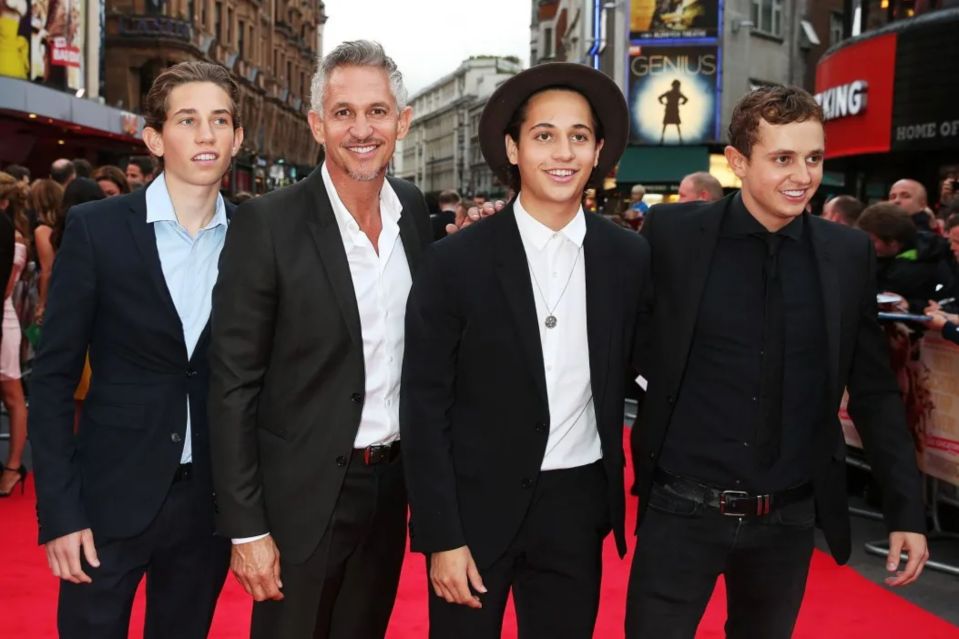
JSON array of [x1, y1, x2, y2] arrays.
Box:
[[50, 38, 82, 69], [815, 34, 897, 160]]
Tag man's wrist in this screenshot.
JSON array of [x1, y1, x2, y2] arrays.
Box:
[[232, 532, 270, 545]]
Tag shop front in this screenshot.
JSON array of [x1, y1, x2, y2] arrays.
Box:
[[814, 8, 959, 206]]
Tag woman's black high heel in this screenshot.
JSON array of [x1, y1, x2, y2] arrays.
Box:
[[0, 466, 27, 497]]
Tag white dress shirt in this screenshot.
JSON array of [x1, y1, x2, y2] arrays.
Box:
[[233, 164, 412, 545], [514, 194, 602, 471], [322, 163, 411, 448]]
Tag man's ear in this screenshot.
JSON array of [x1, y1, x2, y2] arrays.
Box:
[[724, 144, 749, 179], [142, 126, 164, 159], [593, 138, 605, 168], [505, 134, 519, 166]]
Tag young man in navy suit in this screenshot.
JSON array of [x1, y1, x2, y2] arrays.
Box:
[[30, 61, 243, 638]]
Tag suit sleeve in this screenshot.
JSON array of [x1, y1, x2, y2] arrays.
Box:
[[207, 204, 277, 539], [632, 226, 654, 376], [400, 245, 467, 553], [846, 237, 926, 534], [29, 209, 97, 543]]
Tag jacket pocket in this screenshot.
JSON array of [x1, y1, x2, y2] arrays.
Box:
[[84, 402, 146, 429]]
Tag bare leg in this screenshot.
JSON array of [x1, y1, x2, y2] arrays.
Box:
[[0, 378, 28, 493]]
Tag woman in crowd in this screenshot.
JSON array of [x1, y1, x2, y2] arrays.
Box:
[[0, 172, 30, 496], [92, 165, 130, 198], [30, 179, 63, 326]]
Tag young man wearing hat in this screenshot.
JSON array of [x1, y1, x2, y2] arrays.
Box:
[[401, 63, 652, 638]]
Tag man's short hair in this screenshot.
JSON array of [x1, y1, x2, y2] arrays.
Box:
[[857, 202, 917, 249], [631, 184, 646, 198], [437, 190, 461, 207], [144, 61, 241, 132], [826, 195, 865, 226], [683, 172, 723, 201], [50, 158, 76, 184], [944, 212, 959, 233], [4, 164, 29, 182], [729, 85, 824, 158], [310, 40, 407, 114], [72, 158, 93, 178], [126, 156, 156, 178]]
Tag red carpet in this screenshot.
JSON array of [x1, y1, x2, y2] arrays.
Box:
[[3, 439, 958, 638]]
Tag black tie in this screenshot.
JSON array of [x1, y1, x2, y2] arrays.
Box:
[[757, 233, 785, 466]]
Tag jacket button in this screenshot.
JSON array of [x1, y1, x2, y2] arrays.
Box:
[[351, 393, 363, 404], [186, 368, 198, 377], [535, 421, 547, 433], [336, 455, 347, 467], [666, 395, 674, 404], [521, 478, 533, 489], [171, 433, 183, 443], [648, 452, 655, 460]]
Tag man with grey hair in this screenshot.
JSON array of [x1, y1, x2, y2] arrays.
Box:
[[50, 158, 76, 186], [677, 171, 723, 203], [208, 40, 431, 638]]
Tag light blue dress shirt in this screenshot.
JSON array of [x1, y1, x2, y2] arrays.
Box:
[[145, 173, 228, 464]]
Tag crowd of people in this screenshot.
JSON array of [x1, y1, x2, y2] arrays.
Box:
[[0, 39, 948, 639]]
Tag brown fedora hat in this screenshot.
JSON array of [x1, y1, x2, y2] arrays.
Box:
[[479, 62, 629, 188]]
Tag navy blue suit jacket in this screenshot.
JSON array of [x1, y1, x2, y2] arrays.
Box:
[[30, 188, 233, 544]]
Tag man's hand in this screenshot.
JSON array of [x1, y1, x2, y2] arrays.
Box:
[[45, 528, 99, 584], [430, 545, 487, 608], [231, 535, 284, 601], [446, 200, 505, 235], [924, 300, 957, 331], [885, 531, 929, 586]]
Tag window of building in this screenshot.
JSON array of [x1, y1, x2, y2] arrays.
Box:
[[227, 7, 234, 46], [543, 27, 553, 59], [238, 20, 245, 57], [287, 60, 293, 83], [187, 0, 194, 22], [751, 0, 784, 37], [829, 11, 844, 45], [249, 25, 255, 62], [214, 1, 222, 41]]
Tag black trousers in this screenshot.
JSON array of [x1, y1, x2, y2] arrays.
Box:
[[625, 482, 815, 639], [251, 453, 408, 639], [429, 461, 610, 639], [58, 471, 231, 639]]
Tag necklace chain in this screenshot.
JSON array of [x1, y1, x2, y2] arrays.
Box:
[[526, 245, 583, 329]]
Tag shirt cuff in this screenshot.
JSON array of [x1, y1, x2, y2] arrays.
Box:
[[232, 533, 270, 545]]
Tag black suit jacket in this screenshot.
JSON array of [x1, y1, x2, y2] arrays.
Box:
[[631, 195, 926, 563], [401, 206, 652, 568], [30, 189, 231, 544], [208, 167, 431, 563]]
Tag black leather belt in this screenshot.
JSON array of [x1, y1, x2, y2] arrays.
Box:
[[653, 468, 812, 517], [352, 441, 401, 466], [172, 463, 193, 482]]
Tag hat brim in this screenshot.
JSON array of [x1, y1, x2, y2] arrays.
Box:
[[479, 62, 629, 190]]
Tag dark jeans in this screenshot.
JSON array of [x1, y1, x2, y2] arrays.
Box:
[[251, 453, 408, 639], [626, 481, 815, 639], [428, 461, 610, 639], [58, 472, 230, 639]]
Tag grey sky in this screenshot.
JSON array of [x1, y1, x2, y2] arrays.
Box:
[[321, 0, 531, 97]]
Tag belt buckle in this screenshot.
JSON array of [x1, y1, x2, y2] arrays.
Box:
[[363, 445, 385, 465], [719, 490, 750, 516]]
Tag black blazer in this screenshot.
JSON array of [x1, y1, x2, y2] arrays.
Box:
[[30, 189, 231, 544], [632, 196, 926, 563], [401, 206, 652, 569], [208, 167, 431, 564]]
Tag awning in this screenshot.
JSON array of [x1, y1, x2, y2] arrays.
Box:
[[616, 146, 709, 184]]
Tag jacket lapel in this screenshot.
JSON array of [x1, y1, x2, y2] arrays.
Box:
[[125, 191, 185, 346], [493, 207, 549, 406], [583, 215, 616, 414], [389, 177, 424, 273], [807, 216, 840, 407], [302, 168, 363, 348], [665, 201, 725, 384]]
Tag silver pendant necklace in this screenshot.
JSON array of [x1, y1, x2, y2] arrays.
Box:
[[526, 246, 583, 329]]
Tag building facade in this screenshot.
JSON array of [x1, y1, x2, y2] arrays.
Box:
[[103, 0, 326, 191], [398, 56, 521, 198]]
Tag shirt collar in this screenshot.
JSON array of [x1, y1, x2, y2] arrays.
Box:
[[145, 172, 227, 230], [514, 192, 587, 251], [321, 162, 403, 249], [722, 192, 803, 241]]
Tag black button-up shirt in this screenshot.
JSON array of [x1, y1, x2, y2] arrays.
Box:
[[659, 196, 827, 492]]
